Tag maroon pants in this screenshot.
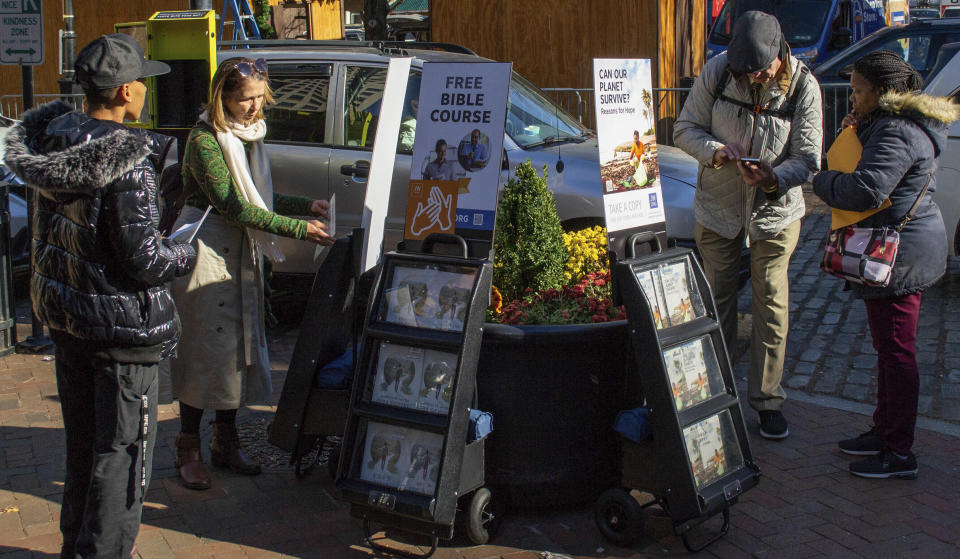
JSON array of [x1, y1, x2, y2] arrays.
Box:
[[864, 292, 923, 455]]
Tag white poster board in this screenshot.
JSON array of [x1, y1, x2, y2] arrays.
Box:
[[361, 57, 412, 272], [592, 59, 666, 255], [405, 62, 511, 252], [0, 0, 43, 66]]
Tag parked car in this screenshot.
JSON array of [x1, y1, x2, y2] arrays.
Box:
[[814, 17, 960, 85], [920, 46, 960, 255], [912, 8, 942, 20], [705, 0, 894, 68], [815, 17, 960, 146], [216, 42, 704, 281]]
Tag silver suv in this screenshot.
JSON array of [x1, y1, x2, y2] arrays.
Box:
[[219, 42, 699, 277]]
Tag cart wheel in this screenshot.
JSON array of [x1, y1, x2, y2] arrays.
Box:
[[595, 488, 644, 546], [466, 487, 498, 545]]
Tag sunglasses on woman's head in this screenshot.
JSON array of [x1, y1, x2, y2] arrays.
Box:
[[234, 58, 268, 77]]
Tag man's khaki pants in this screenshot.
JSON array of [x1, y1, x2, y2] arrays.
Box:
[[694, 220, 801, 412]]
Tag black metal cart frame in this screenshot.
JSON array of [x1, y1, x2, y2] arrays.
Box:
[[596, 239, 760, 552]]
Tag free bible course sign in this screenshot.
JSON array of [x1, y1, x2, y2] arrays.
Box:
[[404, 62, 511, 258]]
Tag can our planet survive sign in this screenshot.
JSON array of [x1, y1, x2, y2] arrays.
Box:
[[592, 59, 666, 257]]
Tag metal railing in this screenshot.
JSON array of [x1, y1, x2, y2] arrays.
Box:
[[544, 87, 692, 146], [0, 94, 86, 120], [821, 83, 854, 149], [544, 84, 853, 151]]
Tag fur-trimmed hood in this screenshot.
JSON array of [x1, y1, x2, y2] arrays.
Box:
[[876, 91, 960, 157], [3, 101, 153, 195], [879, 91, 960, 123]]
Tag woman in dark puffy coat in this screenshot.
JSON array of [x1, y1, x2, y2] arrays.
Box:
[[813, 51, 960, 479]]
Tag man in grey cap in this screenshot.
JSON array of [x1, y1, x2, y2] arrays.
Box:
[[674, 11, 822, 440], [3, 34, 197, 557]]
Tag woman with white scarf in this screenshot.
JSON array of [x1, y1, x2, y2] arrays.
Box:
[[169, 57, 334, 490]]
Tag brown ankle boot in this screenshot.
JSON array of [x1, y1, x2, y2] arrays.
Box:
[[210, 421, 262, 475], [175, 432, 211, 490]]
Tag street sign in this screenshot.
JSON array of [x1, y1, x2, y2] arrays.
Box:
[[0, 0, 43, 66]]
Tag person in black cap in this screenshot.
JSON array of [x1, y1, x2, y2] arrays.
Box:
[[3, 34, 197, 557], [674, 11, 823, 440]]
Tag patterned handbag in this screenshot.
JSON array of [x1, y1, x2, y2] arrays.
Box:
[[820, 173, 932, 287]]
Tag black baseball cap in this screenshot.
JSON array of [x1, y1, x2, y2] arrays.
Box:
[[74, 34, 170, 89], [727, 11, 784, 74]]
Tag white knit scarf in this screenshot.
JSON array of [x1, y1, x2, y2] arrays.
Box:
[[200, 110, 285, 263]]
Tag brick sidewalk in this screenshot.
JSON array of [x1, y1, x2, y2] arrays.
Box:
[[2, 318, 959, 559]]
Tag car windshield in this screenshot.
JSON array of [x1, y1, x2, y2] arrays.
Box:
[[709, 0, 833, 48], [912, 9, 939, 19], [506, 72, 591, 148]]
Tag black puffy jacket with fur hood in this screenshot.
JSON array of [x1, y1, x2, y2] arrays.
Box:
[[3, 102, 196, 355], [814, 91, 960, 299]]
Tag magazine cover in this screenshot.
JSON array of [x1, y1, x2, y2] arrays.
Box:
[[417, 349, 459, 415], [396, 429, 445, 496], [683, 414, 729, 489], [660, 260, 697, 326], [360, 421, 408, 489], [371, 343, 425, 410], [369, 343, 459, 415], [635, 267, 668, 329], [663, 338, 713, 411], [381, 264, 476, 331]]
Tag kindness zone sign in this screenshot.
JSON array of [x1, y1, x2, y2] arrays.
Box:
[[593, 59, 666, 257], [405, 62, 511, 254]]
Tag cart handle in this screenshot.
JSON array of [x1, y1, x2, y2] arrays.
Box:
[[422, 233, 469, 258], [627, 231, 662, 258]]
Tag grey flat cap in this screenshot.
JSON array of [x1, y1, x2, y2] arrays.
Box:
[[727, 11, 783, 74]]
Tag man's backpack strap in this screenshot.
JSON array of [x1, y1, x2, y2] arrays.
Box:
[[713, 64, 810, 120]]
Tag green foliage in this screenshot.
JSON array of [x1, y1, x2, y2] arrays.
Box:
[[493, 161, 567, 303], [645, 127, 655, 136], [253, 0, 277, 39]]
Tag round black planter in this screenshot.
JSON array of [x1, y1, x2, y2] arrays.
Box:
[[477, 320, 633, 508]]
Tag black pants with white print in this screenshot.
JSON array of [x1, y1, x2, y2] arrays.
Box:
[[52, 331, 159, 559]]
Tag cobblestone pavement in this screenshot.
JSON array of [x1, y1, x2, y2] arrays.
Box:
[[739, 194, 960, 426], [2, 196, 960, 558]]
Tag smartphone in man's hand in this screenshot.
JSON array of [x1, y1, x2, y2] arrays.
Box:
[[739, 157, 761, 165]]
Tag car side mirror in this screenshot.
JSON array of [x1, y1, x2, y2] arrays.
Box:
[[831, 27, 853, 50]]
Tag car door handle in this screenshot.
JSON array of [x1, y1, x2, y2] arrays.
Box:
[[340, 163, 370, 178]]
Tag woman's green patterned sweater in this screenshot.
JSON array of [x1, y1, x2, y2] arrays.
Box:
[[181, 121, 313, 239]]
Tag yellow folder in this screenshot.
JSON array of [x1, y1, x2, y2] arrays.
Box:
[[826, 126, 891, 230]]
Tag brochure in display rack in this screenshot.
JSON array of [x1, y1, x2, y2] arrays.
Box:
[[682, 411, 744, 490], [663, 336, 723, 412], [379, 263, 477, 332], [633, 259, 705, 329], [370, 341, 459, 415], [682, 414, 729, 490], [359, 421, 444, 496]]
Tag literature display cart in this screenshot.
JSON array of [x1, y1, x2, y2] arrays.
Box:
[[334, 248, 495, 557], [268, 233, 365, 478], [596, 245, 759, 551]]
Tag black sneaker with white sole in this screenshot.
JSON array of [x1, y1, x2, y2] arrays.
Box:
[[838, 428, 883, 456], [758, 410, 789, 440], [849, 449, 918, 479]]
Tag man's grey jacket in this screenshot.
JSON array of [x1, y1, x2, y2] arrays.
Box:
[[673, 51, 823, 241]]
